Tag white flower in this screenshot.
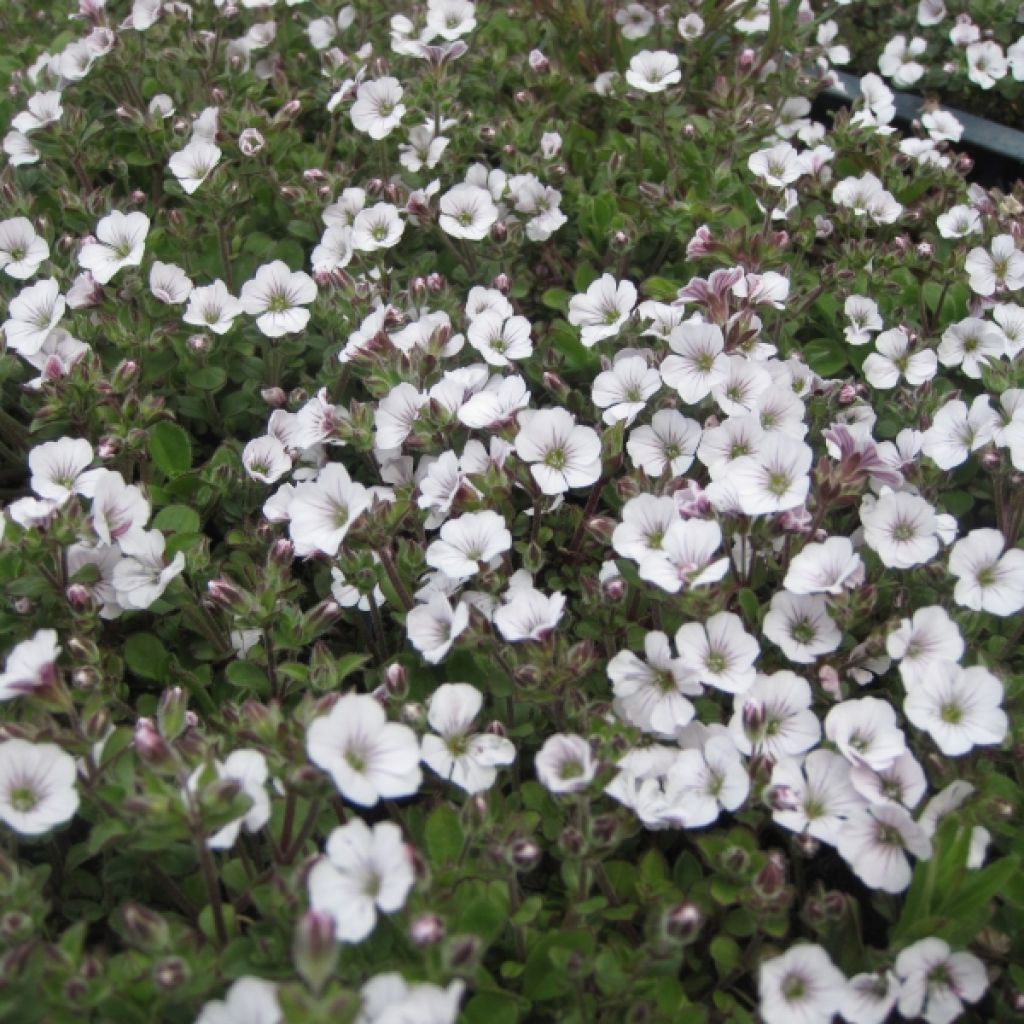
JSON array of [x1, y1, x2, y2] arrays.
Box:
[[678, 13, 705, 39], [825, 697, 906, 770], [895, 939, 988, 1024], [466, 312, 532, 366], [78, 211, 150, 285], [922, 109, 962, 143], [311, 226, 353, 274], [196, 977, 281, 1024], [457, 374, 529, 429], [307, 693, 422, 806], [637, 518, 730, 593], [494, 585, 565, 642], [112, 529, 186, 609], [149, 261, 192, 304], [948, 528, 1024, 615], [66, 543, 122, 619], [438, 183, 498, 240], [627, 409, 702, 477], [406, 594, 469, 663], [421, 683, 515, 793], [514, 408, 601, 494], [608, 631, 702, 737], [862, 328, 937, 389], [938, 317, 1005, 378], [425, 510, 511, 580], [240, 261, 317, 338], [0, 739, 79, 836], [675, 612, 759, 694], [850, 750, 928, 810], [3, 130, 39, 166], [860, 489, 940, 569], [832, 173, 902, 223], [843, 295, 883, 345], [243, 435, 292, 485], [375, 383, 428, 450], [758, 944, 847, 1024], [993, 302, 1024, 357], [3, 277, 65, 356], [878, 34, 927, 86], [748, 142, 805, 187], [729, 671, 821, 760], [768, 750, 864, 846], [465, 286, 513, 321], [399, 123, 449, 172], [729, 434, 812, 515], [11, 91, 63, 134], [625, 50, 681, 93], [591, 354, 661, 425], [201, 749, 271, 850], [783, 536, 863, 595], [352, 203, 406, 252], [0, 630, 60, 701], [659, 321, 729, 403], [288, 462, 369, 557], [966, 40, 1007, 89], [697, 414, 765, 474], [87, 470, 150, 545], [763, 591, 841, 664], [886, 605, 964, 690], [0, 217, 48, 280], [567, 273, 637, 347], [183, 279, 244, 334], [28, 437, 95, 505], [350, 77, 406, 139], [936, 204, 981, 239], [359, 974, 465, 1024], [426, 0, 477, 40], [168, 140, 222, 194], [841, 972, 901, 1024], [535, 734, 596, 794], [616, 3, 654, 39], [964, 234, 1024, 296], [661, 731, 749, 827], [838, 803, 932, 892], [904, 662, 1007, 756], [921, 397, 999, 470], [308, 818, 415, 943]]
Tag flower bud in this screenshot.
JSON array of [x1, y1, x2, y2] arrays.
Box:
[[766, 784, 800, 812], [754, 852, 786, 896], [741, 698, 766, 739], [426, 272, 445, 293], [157, 687, 188, 742], [261, 386, 287, 407], [528, 48, 549, 73], [153, 956, 189, 991], [239, 128, 265, 156], [65, 583, 92, 610], [443, 934, 482, 974], [384, 663, 408, 699], [112, 359, 140, 390], [304, 599, 342, 637], [602, 576, 626, 602], [206, 577, 247, 613], [720, 845, 749, 874], [293, 910, 338, 994], [507, 837, 541, 871], [490, 221, 508, 243], [491, 272, 511, 294], [559, 826, 585, 857], [121, 903, 170, 950], [409, 913, 445, 947], [134, 718, 175, 770], [662, 902, 702, 944], [0, 912, 33, 944], [187, 334, 210, 354]]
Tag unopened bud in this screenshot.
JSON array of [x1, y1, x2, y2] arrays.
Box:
[[443, 934, 482, 974], [528, 48, 549, 73], [426, 272, 445, 293], [741, 698, 766, 738], [491, 272, 511, 294], [157, 686, 188, 742], [65, 583, 92, 610], [662, 902, 702, 943], [134, 718, 175, 770], [766, 784, 800, 812], [409, 913, 445, 947], [754, 852, 786, 896], [293, 910, 338, 994], [121, 903, 170, 950], [206, 577, 246, 613], [508, 837, 541, 871], [187, 334, 210, 354], [239, 128, 265, 156], [602, 576, 626, 602], [261, 386, 287, 407], [112, 359, 140, 390], [153, 956, 189, 991], [384, 663, 408, 698]]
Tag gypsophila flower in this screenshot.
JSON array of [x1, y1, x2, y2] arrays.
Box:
[[886, 605, 964, 689], [0, 629, 60, 701], [625, 50, 681, 93], [758, 944, 846, 1024], [675, 612, 759, 694], [0, 739, 79, 837], [568, 273, 637, 347], [168, 139, 222, 194], [350, 77, 406, 139], [183, 279, 244, 334], [308, 818, 414, 943], [240, 261, 317, 338], [863, 328, 938, 389], [421, 683, 515, 792], [763, 591, 841, 664], [947, 528, 1024, 615], [838, 803, 932, 892], [196, 977, 281, 1024], [535, 734, 596, 794], [627, 409, 702, 477], [149, 261, 192, 304], [0, 217, 49, 280], [3, 277, 65, 356], [514, 408, 601, 494], [438, 183, 498, 241], [425, 510, 511, 580], [768, 750, 864, 846], [406, 594, 469, 664], [730, 671, 820, 760], [860, 489, 940, 569], [964, 235, 1024, 296], [307, 693, 422, 806], [895, 939, 988, 1024], [78, 211, 150, 284]]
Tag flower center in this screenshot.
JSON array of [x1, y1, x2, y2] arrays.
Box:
[[544, 448, 567, 470], [560, 759, 584, 780], [940, 702, 962, 724], [781, 973, 806, 1001], [9, 786, 39, 812]]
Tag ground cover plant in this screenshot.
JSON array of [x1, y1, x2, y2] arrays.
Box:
[[0, 0, 1023, 1022]]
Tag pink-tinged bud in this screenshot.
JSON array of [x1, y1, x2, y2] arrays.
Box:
[[269, 538, 294, 565], [491, 272, 511, 294], [0, 912, 33, 944], [490, 221, 508, 243], [611, 230, 630, 249], [738, 48, 756, 69], [559, 826, 584, 857], [479, 125, 496, 142], [513, 664, 540, 689], [514, 90, 532, 106], [279, 99, 301, 120], [367, 177, 385, 195], [302, 168, 327, 183], [186, 334, 209, 354], [12, 598, 33, 615], [443, 934, 482, 974], [409, 913, 445, 947], [508, 837, 541, 871], [602, 576, 626, 602], [206, 577, 246, 612], [766, 784, 800, 812], [69, 636, 100, 663], [741, 698, 766, 739], [82, 705, 110, 741], [172, 117, 189, 136], [663, 902, 702, 943], [818, 664, 841, 699], [384, 663, 408, 698], [279, 186, 302, 202], [134, 718, 175, 770], [502, 143, 518, 157], [112, 359, 139, 390], [755, 853, 787, 896], [542, 371, 570, 401], [837, 382, 859, 405], [293, 910, 338, 994], [97, 436, 121, 459], [153, 956, 189, 991], [65, 584, 92, 610], [238, 127, 265, 156], [305, 599, 342, 637], [528, 48, 549, 73], [426, 272, 445, 293], [261, 386, 287, 407], [916, 242, 933, 259]]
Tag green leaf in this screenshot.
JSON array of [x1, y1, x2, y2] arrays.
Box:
[[462, 992, 520, 1024], [149, 422, 193, 477], [641, 277, 680, 302], [802, 337, 849, 376], [541, 288, 571, 313], [737, 589, 760, 627], [425, 804, 464, 864], [224, 660, 269, 695], [152, 504, 201, 534], [710, 935, 741, 974], [191, 366, 228, 392], [124, 633, 170, 682]]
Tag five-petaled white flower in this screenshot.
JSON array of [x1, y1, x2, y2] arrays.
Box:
[[240, 261, 318, 338], [78, 211, 150, 284], [0, 739, 79, 836]]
